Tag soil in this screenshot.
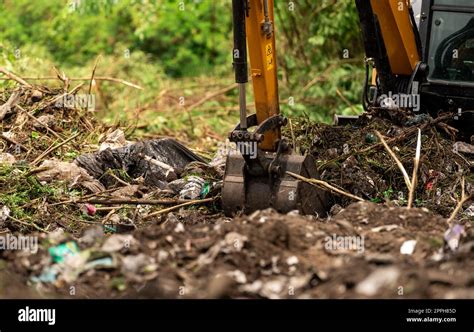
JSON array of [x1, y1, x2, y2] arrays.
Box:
[[0, 85, 473, 299]]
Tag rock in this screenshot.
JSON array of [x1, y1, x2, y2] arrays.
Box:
[[101, 234, 137, 253], [355, 267, 400, 296], [0, 153, 16, 166], [79, 225, 104, 246], [400, 240, 417, 255], [33, 114, 56, 129]]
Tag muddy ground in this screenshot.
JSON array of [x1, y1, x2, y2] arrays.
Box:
[[0, 84, 473, 299]]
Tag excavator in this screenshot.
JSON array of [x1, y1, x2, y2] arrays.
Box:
[[222, 0, 474, 217]]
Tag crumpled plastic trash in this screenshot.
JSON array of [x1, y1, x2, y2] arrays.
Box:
[[75, 138, 206, 188], [99, 129, 130, 152], [444, 224, 465, 251], [179, 176, 208, 199], [36, 159, 105, 193], [48, 241, 80, 264], [452, 141, 474, 155], [0, 205, 11, 224]]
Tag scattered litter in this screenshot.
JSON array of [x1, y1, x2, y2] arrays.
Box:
[[48, 241, 80, 264], [355, 267, 400, 296], [36, 160, 105, 193], [99, 129, 129, 151], [75, 138, 206, 188], [179, 176, 207, 199], [84, 256, 116, 270], [0, 205, 11, 223], [400, 240, 417, 255], [444, 224, 465, 251], [81, 203, 97, 216], [79, 225, 104, 246], [453, 141, 474, 155], [101, 234, 137, 253]]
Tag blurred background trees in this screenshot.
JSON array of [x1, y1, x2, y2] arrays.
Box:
[[0, 0, 365, 143]]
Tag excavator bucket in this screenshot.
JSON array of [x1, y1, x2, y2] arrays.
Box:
[[222, 0, 331, 217], [222, 151, 331, 217]]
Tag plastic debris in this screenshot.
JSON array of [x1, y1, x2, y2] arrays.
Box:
[[75, 138, 206, 188], [48, 241, 80, 263], [81, 203, 97, 216], [31, 265, 60, 283], [444, 224, 465, 251], [355, 267, 400, 296], [36, 160, 105, 193], [179, 176, 206, 200], [0, 205, 11, 223], [452, 141, 474, 155], [400, 240, 417, 255], [99, 129, 129, 151], [101, 234, 137, 253]]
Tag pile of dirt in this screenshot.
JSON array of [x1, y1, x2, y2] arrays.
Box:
[[289, 111, 473, 217], [1, 202, 473, 299]]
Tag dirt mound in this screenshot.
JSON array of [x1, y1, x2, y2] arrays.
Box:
[[289, 112, 473, 217]]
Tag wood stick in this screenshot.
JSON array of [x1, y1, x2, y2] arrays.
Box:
[[0, 67, 32, 88], [286, 171, 365, 202], [88, 55, 101, 96], [447, 178, 473, 224], [82, 198, 204, 206], [16, 105, 65, 141], [143, 197, 215, 220], [0, 76, 142, 90], [408, 129, 422, 209], [375, 131, 412, 191], [0, 134, 28, 151]]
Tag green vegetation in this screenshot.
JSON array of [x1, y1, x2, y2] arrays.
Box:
[[0, 0, 365, 139]]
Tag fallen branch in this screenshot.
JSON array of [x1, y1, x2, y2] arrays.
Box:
[[0, 75, 143, 90], [375, 131, 412, 191], [286, 171, 365, 202], [407, 129, 422, 209], [143, 197, 216, 220], [0, 67, 32, 88], [82, 198, 208, 206], [447, 178, 473, 224], [0, 133, 28, 151]]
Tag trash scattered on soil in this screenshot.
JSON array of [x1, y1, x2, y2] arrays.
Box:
[[0, 83, 473, 299]]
